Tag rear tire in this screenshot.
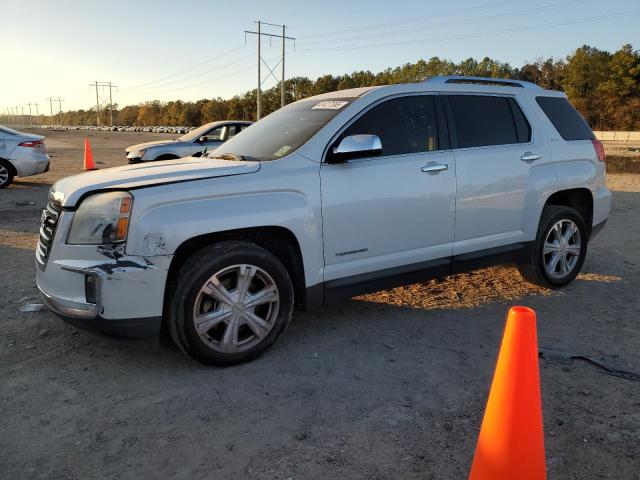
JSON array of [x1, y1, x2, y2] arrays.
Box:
[[518, 205, 587, 288], [0, 159, 14, 188], [168, 241, 294, 366]]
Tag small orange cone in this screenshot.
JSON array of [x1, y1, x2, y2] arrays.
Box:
[[83, 138, 96, 171], [469, 306, 546, 480]]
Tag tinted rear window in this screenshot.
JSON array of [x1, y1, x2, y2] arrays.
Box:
[[446, 95, 530, 148], [535, 96, 593, 141]]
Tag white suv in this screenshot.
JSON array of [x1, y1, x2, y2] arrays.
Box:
[[36, 76, 611, 365]]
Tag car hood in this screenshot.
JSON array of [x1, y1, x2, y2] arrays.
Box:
[[125, 139, 181, 152], [51, 157, 261, 207]]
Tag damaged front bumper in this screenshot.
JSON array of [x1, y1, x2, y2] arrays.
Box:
[[35, 210, 171, 339]]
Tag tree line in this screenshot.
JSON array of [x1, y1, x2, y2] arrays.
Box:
[[43, 43, 640, 131]]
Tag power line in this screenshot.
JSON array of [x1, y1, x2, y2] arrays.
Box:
[[124, 45, 246, 91], [134, 52, 256, 92], [298, 0, 595, 47], [300, 10, 640, 52], [297, 0, 526, 40], [141, 54, 281, 96]]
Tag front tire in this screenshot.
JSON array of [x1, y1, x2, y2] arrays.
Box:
[[518, 205, 587, 288], [168, 241, 294, 365], [0, 160, 14, 188]]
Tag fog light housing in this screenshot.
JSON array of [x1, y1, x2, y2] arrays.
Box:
[[85, 274, 99, 304]]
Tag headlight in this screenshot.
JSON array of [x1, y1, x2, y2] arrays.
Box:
[[67, 191, 133, 245], [128, 149, 146, 158]]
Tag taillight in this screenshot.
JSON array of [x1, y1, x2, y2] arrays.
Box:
[[19, 140, 43, 148], [592, 138, 605, 162]]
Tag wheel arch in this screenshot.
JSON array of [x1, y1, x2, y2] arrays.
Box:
[[154, 153, 180, 161], [0, 157, 18, 176], [164, 226, 307, 314], [544, 187, 593, 237]]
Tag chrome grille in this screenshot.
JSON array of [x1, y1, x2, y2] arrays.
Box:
[[36, 201, 63, 269]]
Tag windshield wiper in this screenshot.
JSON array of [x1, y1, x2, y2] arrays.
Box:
[[208, 153, 252, 162]]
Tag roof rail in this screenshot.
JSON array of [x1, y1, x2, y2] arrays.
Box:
[[424, 76, 542, 90]]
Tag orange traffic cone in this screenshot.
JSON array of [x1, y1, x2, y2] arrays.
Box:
[[83, 138, 96, 171], [469, 306, 546, 480]]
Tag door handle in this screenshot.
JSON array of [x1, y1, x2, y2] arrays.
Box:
[[521, 152, 541, 162], [421, 163, 448, 173]]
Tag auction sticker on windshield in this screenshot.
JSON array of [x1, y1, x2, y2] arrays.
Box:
[[312, 101, 349, 110]]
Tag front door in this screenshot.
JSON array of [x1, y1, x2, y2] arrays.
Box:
[[192, 125, 226, 155], [320, 94, 456, 283]]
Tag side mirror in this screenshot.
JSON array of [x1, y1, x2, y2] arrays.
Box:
[[327, 134, 382, 163], [198, 136, 208, 143]]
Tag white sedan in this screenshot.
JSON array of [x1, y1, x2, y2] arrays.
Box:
[[0, 125, 50, 188]]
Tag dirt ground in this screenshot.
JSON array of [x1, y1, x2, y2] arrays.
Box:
[[1, 129, 639, 480]]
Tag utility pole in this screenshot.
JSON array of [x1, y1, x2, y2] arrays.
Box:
[[245, 21, 295, 120], [281, 25, 286, 108], [90, 81, 118, 126], [46, 97, 63, 126], [48, 97, 54, 125], [109, 82, 114, 126], [57, 98, 63, 126], [91, 81, 101, 126], [27, 103, 33, 127], [257, 21, 261, 120]]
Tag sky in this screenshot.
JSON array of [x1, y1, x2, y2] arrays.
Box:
[[1, 0, 639, 114]]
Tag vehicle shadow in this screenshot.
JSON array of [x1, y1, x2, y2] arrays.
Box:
[[10, 180, 54, 188]]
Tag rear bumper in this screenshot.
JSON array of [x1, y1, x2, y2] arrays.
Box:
[[592, 185, 611, 227], [12, 153, 49, 177], [590, 219, 607, 240]]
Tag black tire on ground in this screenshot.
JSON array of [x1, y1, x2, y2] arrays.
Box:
[[167, 241, 294, 366], [518, 205, 588, 288], [154, 154, 179, 161], [0, 159, 15, 189]]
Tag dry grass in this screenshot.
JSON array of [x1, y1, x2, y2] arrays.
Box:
[[604, 141, 640, 173], [356, 265, 552, 311], [0, 230, 38, 250]]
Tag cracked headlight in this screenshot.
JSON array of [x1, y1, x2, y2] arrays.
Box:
[[67, 191, 133, 245]]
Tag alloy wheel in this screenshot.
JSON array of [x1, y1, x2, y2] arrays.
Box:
[[542, 219, 582, 279], [0, 164, 9, 185], [192, 264, 280, 353]]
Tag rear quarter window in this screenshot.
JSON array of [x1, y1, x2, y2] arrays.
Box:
[[535, 96, 594, 141]]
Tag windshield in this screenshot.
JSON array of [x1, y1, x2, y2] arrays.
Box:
[[178, 123, 218, 142], [214, 98, 354, 161]]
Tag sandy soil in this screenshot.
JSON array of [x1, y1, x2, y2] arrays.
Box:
[[1, 129, 639, 479]]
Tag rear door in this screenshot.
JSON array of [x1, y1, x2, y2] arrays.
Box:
[[443, 94, 548, 255], [320, 94, 456, 283]]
